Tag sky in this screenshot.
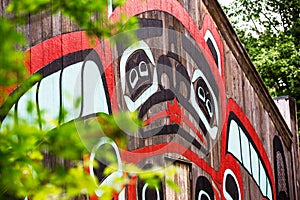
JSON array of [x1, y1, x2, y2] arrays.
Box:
[[218, 0, 234, 6]]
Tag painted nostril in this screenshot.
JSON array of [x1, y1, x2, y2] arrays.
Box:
[[160, 73, 171, 89]]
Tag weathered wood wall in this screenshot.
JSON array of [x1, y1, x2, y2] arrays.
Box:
[[1, 0, 299, 199]]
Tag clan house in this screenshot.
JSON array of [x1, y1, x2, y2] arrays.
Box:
[[1, 0, 299, 199]]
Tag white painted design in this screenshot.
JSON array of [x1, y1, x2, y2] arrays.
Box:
[[82, 60, 109, 117], [227, 119, 241, 161], [227, 119, 273, 200], [250, 143, 259, 186], [38, 71, 60, 131], [120, 40, 158, 112], [0, 105, 15, 131], [198, 190, 211, 200], [17, 84, 38, 125], [197, 87, 206, 102], [118, 188, 126, 200], [129, 68, 139, 88], [108, 0, 113, 17], [259, 160, 267, 197], [267, 179, 272, 200], [142, 183, 160, 200], [204, 30, 221, 74], [206, 100, 213, 118], [240, 128, 251, 173], [191, 69, 219, 139], [139, 61, 149, 77], [61, 62, 83, 122]]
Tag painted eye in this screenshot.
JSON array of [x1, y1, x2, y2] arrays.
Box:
[[198, 86, 206, 102], [194, 77, 214, 122], [129, 68, 139, 88], [120, 40, 158, 111], [139, 61, 149, 77], [206, 100, 213, 118]]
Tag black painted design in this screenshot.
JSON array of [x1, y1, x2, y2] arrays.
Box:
[[273, 135, 290, 200], [206, 38, 218, 67], [93, 143, 117, 184], [36, 50, 92, 78], [125, 50, 154, 101], [140, 125, 209, 154], [137, 164, 164, 200], [195, 176, 214, 200], [193, 76, 214, 123], [225, 173, 239, 200]]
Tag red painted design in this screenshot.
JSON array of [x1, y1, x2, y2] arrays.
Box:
[[11, 0, 276, 199], [25, 31, 98, 74], [167, 99, 182, 124], [225, 98, 276, 199]]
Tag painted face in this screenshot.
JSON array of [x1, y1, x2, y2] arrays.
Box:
[[117, 14, 226, 159]]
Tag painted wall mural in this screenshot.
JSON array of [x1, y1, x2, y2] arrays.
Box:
[[1, 0, 298, 199]]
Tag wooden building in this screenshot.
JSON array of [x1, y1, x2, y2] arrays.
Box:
[[1, 0, 299, 199]]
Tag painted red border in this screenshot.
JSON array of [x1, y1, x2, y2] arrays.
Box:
[[25, 31, 98, 74]]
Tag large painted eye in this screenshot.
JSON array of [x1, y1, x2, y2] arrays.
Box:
[[195, 77, 214, 120], [120, 40, 158, 112], [125, 50, 152, 96], [190, 69, 219, 140]]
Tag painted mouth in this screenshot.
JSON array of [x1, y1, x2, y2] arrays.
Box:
[[136, 89, 210, 154], [226, 113, 273, 200]]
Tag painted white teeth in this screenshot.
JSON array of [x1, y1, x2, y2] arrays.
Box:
[[1, 61, 110, 131], [240, 129, 251, 173], [82, 60, 109, 116], [38, 70, 60, 130], [61, 62, 83, 122], [227, 119, 273, 200], [227, 120, 241, 161]]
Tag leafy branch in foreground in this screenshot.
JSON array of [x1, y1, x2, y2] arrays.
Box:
[[0, 109, 179, 199], [1, 0, 138, 100]]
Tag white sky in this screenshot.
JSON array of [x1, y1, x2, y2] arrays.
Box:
[[218, 0, 234, 6]]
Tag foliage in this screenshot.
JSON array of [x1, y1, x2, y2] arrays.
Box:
[[0, 18, 26, 89], [0, 0, 138, 100], [0, 118, 96, 199], [223, 0, 300, 134], [0, 111, 179, 199], [0, 0, 178, 199]]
